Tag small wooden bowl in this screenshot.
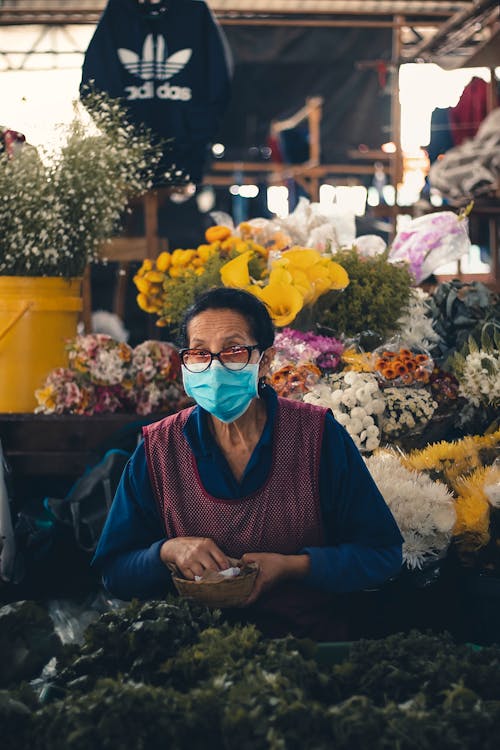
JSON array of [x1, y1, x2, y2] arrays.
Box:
[[169, 561, 259, 608]]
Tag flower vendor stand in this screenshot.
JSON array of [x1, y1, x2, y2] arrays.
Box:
[[0, 277, 82, 413]]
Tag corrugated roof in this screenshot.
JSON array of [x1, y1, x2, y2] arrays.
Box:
[[0, 0, 497, 66]]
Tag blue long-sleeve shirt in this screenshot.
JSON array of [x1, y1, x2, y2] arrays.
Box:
[[93, 386, 403, 600]]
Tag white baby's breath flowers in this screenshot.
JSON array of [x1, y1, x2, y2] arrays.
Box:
[[365, 451, 456, 569], [304, 371, 385, 452], [0, 91, 162, 278]]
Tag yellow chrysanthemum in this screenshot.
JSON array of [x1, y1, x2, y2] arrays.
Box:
[[453, 467, 492, 552], [136, 258, 153, 276], [144, 270, 166, 284], [156, 251, 171, 272], [136, 293, 161, 314], [133, 275, 150, 294], [197, 244, 218, 262], [171, 249, 196, 267], [220, 250, 253, 288], [250, 281, 304, 327]]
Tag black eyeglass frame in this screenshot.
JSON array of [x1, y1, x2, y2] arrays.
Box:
[[179, 344, 261, 372]]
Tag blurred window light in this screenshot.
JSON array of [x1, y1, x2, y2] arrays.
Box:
[[381, 142, 397, 153], [196, 186, 215, 213], [238, 184, 259, 199], [399, 63, 490, 151], [430, 192, 444, 207], [382, 185, 396, 206], [319, 184, 336, 205], [335, 185, 367, 217], [212, 142, 225, 157], [367, 186, 380, 207], [267, 186, 289, 218]]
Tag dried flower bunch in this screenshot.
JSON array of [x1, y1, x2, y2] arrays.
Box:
[[35, 334, 184, 416], [272, 328, 344, 372], [0, 91, 161, 277]]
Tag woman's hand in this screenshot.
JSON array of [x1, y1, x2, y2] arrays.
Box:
[[240, 552, 311, 605], [160, 537, 230, 580]]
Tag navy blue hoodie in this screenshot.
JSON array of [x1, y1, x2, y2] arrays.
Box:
[[81, 0, 233, 184]]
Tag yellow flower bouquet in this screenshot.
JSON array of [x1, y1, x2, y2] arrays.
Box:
[[134, 224, 349, 332]]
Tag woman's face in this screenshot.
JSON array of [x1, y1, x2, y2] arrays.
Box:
[[187, 308, 272, 376]]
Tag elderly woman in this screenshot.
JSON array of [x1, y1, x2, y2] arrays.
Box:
[[93, 287, 403, 639]]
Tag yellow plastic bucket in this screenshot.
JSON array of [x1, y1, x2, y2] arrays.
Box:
[[0, 276, 82, 413]]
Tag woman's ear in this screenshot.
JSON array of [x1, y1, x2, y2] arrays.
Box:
[[259, 347, 275, 378]]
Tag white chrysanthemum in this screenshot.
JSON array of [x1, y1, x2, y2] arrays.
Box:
[[304, 370, 383, 452], [365, 452, 456, 569]]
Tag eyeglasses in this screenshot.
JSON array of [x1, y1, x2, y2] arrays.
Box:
[[180, 344, 260, 372]]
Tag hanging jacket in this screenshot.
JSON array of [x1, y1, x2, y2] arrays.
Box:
[[81, 0, 233, 184]]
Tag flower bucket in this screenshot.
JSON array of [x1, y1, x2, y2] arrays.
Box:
[[0, 276, 82, 413]]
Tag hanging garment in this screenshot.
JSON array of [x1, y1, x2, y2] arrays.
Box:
[[81, 0, 233, 184], [449, 76, 488, 147]]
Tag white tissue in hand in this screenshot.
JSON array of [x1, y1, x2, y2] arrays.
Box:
[[219, 566, 241, 578], [194, 566, 241, 582]]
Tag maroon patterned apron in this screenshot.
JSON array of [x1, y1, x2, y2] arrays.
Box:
[[143, 397, 348, 639]]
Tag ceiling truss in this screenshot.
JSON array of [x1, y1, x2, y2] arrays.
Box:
[[0, 0, 498, 70]]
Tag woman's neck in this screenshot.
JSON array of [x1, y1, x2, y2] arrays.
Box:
[[208, 398, 267, 483], [209, 397, 266, 449]]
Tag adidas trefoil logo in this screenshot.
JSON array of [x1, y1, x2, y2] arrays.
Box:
[[118, 34, 192, 101]]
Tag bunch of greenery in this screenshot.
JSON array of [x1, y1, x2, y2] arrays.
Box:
[[6, 598, 500, 750], [53, 598, 221, 691], [0, 90, 162, 278], [428, 280, 500, 365], [314, 248, 413, 340]]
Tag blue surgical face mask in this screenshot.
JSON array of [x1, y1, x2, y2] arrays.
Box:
[[182, 360, 261, 423]]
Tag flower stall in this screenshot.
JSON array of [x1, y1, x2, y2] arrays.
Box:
[[2, 190, 500, 645], [112, 202, 498, 634]]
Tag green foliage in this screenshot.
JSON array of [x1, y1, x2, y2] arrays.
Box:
[[53, 597, 222, 692], [429, 280, 500, 364], [315, 248, 413, 339], [6, 601, 500, 749], [160, 253, 228, 340]]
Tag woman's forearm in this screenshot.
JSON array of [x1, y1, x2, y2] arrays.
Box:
[[101, 540, 173, 600], [302, 543, 402, 593]]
